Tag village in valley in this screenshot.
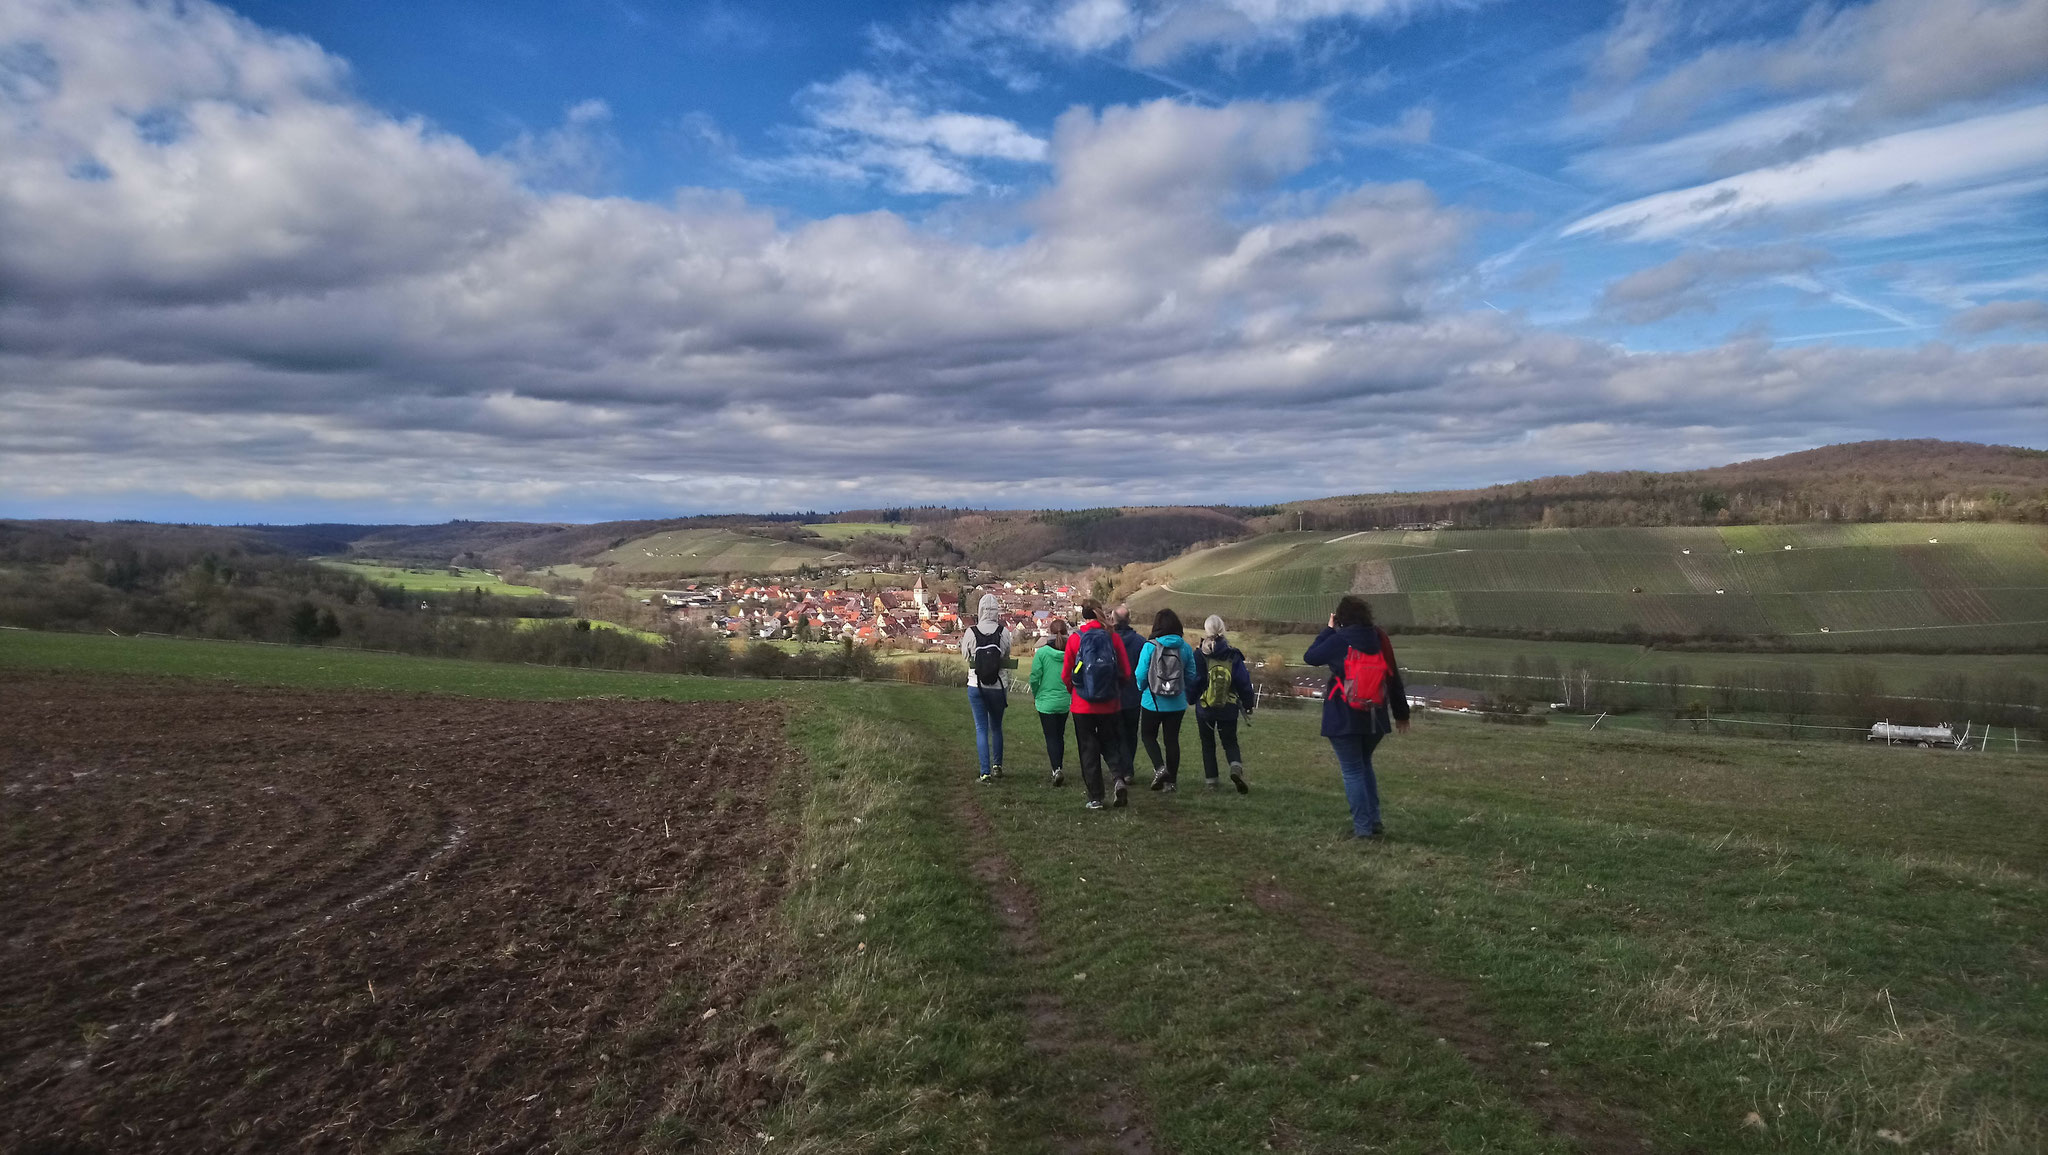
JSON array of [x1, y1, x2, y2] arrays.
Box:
[[647, 570, 1083, 652]]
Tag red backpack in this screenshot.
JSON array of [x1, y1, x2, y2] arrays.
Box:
[[1335, 635, 1390, 710]]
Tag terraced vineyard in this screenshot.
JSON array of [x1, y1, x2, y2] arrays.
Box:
[[1133, 523, 2048, 646], [588, 528, 846, 577]]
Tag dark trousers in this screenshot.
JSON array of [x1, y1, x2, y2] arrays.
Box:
[[1117, 706, 1141, 781], [1037, 710, 1068, 771], [1073, 712, 1124, 803], [1196, 706, 1241, 780], [1140, 707, 1186, 783]]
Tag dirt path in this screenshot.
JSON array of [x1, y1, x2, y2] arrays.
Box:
[[1, 671, 798, 1154], [954, 795, 1163, 1155]]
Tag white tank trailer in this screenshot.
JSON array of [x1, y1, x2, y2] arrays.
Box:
[[1866, 722, 1967, 748]]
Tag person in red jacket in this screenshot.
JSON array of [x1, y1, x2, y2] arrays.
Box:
[[1061, 601, 1134, 809]]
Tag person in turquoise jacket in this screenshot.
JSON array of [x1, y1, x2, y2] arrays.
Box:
[[1027, 618, 1073, 787], [1133, 607, 1204, 792]]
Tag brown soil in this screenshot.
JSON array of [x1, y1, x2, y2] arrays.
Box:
[[1246, 881, 1653, 1155], [0, 672, 798, 1154], [955, 797, 1161, 1155]]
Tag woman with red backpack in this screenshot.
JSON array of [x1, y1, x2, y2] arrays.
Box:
[[1302, 596, 1410, 839]]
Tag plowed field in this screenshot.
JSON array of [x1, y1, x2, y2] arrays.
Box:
[[0, 673, 795, 1154]]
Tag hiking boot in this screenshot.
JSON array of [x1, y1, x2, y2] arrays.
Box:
[[1229, 763, 1248, 794], [991, 764, 1003, 779], [1205, 778, 1220, 791], [1148, 768, 1168, 791], [977, 772, 994, 785], [1084, 799, 1105, 810], [1112, 779, 1129, 808], [1050, 768, 1065, 788]]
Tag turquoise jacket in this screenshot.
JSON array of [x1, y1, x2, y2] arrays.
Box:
[[1133, 634, 1202, 712], [1027, 642, 1073, 714]]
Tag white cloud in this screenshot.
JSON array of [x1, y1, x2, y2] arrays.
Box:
[[926, 0, 1476, 68], [775, 72, 1048, 194], [1564, 104, 2048, 241], [1050, 0, 1136, 51], [1568, 96, 1850, 192], [502, 99, 619, 193]]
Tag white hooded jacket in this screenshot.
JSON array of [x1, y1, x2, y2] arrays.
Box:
[[959, 593, 1012, 690]]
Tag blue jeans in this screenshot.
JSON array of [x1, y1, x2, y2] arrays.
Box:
[[968, 686, 1007, 776], [1328, 732, 1385, 835]]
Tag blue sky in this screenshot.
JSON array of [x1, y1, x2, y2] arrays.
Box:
[[2, 0, 2045, 522]]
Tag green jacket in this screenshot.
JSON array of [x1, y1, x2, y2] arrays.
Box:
[[1027, 642, 1073, 714]]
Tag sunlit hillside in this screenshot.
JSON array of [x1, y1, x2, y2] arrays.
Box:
[[1131, 522, 2048, 648]]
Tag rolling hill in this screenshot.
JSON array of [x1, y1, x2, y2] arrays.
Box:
[[1129, 521, 2048, 649], [1276, 440, 2048, 532], [585, 528, 847, 578]]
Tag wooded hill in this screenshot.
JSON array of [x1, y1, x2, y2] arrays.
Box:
[[3, 440, 2040, 576]]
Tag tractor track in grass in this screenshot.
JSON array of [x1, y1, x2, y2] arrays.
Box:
[[1243, 881, 1653, 1155], [1151, 803, 1653, 1154], [954, 793, 1163, 1155]]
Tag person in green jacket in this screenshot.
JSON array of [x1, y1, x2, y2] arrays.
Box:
[[1027, 617, 1073, 787]]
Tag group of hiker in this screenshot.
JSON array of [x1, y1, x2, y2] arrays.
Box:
[[962, 593, 1410, 838]]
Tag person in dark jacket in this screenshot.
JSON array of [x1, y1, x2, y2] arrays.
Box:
[[1302, 596, 1410, 839], [1111, 605, 1148, 784], [1061, 602, 1135, 809], [1192, 615, 1257, 793]]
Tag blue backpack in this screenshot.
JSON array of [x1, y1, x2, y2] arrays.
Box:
[[1072, 627, 1121, 704]]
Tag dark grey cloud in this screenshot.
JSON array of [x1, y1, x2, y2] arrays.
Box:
[[1949, 299, 2048, 335], [1598, 244, 1830, 323]]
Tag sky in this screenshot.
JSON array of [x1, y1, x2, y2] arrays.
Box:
[[1, 0, 2045, 524]]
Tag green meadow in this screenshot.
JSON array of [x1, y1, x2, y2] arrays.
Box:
[[1132, 523, 2048, 649], [589, 528, 846, 577], [511, 616, 666, 643], [1231, 631, 2046, 699], [4, 628, 2043, 1153], [318, 559, 552, 597]]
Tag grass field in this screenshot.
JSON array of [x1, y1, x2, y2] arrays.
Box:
[[4, 628, 2043, 1152], [803, 522, 912, 541], [1229, 631, 2048, 698], [591, 528, 846, 577], [1133, 523, 2048, 648], [319, 559, 551, 597], [512, 616, 666, 643]]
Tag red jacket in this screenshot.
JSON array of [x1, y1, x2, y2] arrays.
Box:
[[1061, 619, 1132, 715]]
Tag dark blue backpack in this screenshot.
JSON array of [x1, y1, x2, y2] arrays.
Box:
[[1072, 627, 1121, 704]]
